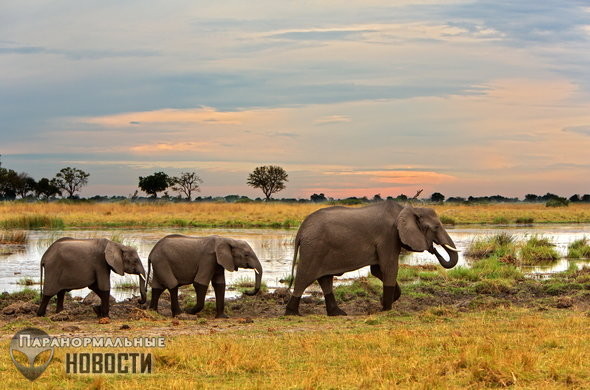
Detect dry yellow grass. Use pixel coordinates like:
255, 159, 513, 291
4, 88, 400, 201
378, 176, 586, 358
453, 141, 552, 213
1, 308, 588, 388
1, 201, 590, 229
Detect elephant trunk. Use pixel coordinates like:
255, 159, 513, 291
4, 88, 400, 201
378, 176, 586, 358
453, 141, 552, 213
137, 262, 147, 304
244, 259, 263, 296
431, 232, 459, 269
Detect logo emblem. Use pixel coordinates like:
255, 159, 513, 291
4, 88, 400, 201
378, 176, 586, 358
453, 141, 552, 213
10, 327, 54, 381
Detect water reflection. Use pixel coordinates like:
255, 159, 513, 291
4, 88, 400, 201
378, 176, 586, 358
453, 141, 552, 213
1, 225, 590, 301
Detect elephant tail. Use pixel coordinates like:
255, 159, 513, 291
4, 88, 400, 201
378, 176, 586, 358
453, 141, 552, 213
287, 234, 301, 291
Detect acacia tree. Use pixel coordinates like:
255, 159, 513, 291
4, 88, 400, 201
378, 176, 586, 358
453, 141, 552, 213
171, 171, 203, 200
35, 178, 61, 199
53, 167, 90, 198
247, 165, 288, 201
138, 172, 172, 198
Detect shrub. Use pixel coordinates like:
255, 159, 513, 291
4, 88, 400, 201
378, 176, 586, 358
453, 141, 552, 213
545, 198, 569, 207
520, 236, 560, 264
439, 215, 456, 225
567, 238, 590, 259
465, 233, 517, 259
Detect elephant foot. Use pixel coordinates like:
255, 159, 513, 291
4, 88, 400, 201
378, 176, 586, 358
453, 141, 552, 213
381, 284, 401, 311
187, 305, 203, 315
285, 296, 302, 316
324, 293, 347, 316
36, 310, 46, 317
215, 313, 229, 319
171, 308, 183, 317
327, 307, 347, 316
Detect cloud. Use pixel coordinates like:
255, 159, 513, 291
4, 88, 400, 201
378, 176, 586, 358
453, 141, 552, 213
0, 43, 159, 60
563, 125, 590, 136
325, 169, 457, 185
314, 115, 352, 125
130, 142, 213, 153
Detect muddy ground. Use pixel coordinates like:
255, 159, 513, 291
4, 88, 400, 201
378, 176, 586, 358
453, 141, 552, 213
1, 268, 589, 340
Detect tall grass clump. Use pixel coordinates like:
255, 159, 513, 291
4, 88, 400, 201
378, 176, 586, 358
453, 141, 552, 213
567, 237, 590, 259
520, 236, 560, 264
448, 257, 524, 281
0, 230, 28, 244
1, 215, 65, 229
232, 277, 268, 294
465, 233, 517, 260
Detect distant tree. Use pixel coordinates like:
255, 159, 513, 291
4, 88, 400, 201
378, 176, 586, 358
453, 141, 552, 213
310, 193, 327, 203
35, 178, 61, 199
582, 194, 590, 203
171, 171, 203, 200
446, 196, 466, 203
524, 194, 539, 202
53, 167, 90, 198
247, 165, 288, 201
396, 194, 408, 201
0, 165, 18, 200
430, 192, 445, 203
138, 172, 172, 198
14, 173, 37, 198
569, 194, 581, 202
373, 194, 383, 202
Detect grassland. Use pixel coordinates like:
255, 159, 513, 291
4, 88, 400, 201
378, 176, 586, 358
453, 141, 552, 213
0, 308, 589, 389
2, 201, 590, 229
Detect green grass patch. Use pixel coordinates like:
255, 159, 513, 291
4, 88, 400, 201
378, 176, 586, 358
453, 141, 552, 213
333, 276, 381, 302
232, 277, 268, 294
492, 216, 509, 224
449, 257, 524, 281
465, 233, 517, 259
515, 217, 534, 224
1, 215, 65, 229
439, 215, 456, 225
567, 237, 590, 259
520, 236, 560, 265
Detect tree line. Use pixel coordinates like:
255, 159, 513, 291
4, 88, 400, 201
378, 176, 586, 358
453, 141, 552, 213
1, 157, 588, 204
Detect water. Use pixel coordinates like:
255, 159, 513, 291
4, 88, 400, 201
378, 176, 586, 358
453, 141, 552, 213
1, 225, 590, 301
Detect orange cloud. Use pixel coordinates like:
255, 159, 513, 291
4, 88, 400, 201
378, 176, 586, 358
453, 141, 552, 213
130, 141, 213, 153
326, 170, 456, 185
82, 107, 251, 127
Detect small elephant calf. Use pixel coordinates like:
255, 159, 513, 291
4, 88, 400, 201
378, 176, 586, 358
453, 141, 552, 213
37, 238, 147, 318
147, 234, 263, 318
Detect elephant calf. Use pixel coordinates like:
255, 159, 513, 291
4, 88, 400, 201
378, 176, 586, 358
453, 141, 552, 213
37, 238, 147, 318
147, 234, 263, 318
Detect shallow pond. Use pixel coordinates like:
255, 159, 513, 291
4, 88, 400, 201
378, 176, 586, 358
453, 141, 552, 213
1, 225, 590, 301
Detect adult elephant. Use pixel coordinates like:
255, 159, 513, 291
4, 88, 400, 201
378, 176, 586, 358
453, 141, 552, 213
286, 200, 459, 316
37, 238, 147, 318
147, 235, 263, 318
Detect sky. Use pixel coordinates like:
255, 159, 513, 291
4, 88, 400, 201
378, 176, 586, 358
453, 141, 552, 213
1, 0, 590, 199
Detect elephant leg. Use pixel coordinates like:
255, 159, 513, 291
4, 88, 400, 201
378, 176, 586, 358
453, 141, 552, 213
169, 287, 182, 317
187, 283, 208, 315
88, 283, 103, 317
382, 283, 401, 311
318, 275, 346, 316
37, 295, 52, 316
212, 282, 228, 319
97, 290, 110, 318
149, 288, 164, 312
285, 276, 314, 316
370, 264, 383, 281
56, 290, 66, 313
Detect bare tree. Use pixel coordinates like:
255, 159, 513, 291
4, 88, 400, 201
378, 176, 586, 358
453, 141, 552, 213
171, 171, 203, 200
247, 165, 288, 201
53, 167, 90, 198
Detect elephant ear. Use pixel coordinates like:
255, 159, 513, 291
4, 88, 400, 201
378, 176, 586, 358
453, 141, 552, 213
397, 207, 429, 252
215, 239, 236, 272
105, 241, 125, 276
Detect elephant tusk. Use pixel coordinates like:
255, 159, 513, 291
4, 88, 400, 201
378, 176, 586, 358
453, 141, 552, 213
254, 268, 260, 275
443, 244, 460, 253
139, 274, 146, 281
